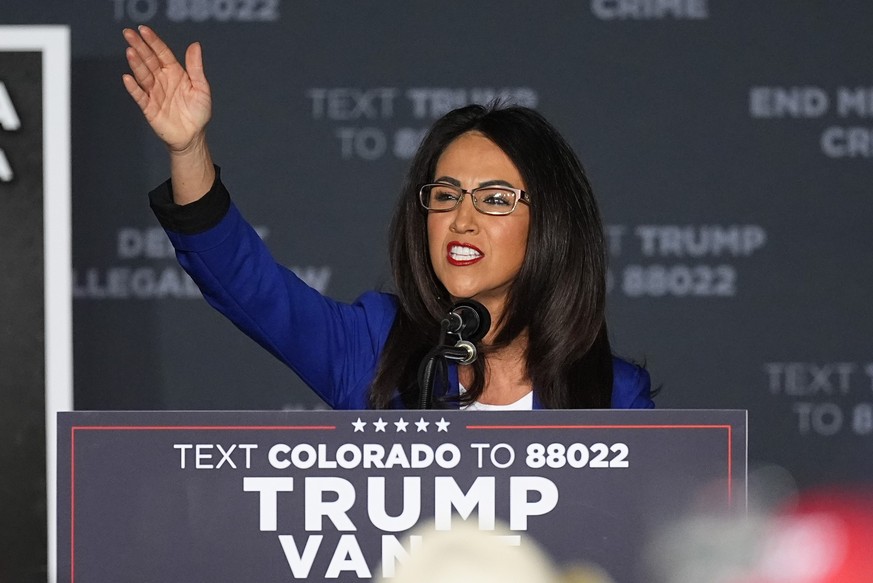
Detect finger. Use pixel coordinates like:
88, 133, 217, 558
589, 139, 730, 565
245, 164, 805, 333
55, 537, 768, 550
184, 42, 210, 93
121, 74, 150, 113
125, 46, 156, 92
138, 25, 180, 69
122, 27, 162, 78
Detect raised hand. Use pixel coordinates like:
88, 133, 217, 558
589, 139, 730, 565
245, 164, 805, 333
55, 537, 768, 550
122, 26, 211, 152
123, 26, 215, 204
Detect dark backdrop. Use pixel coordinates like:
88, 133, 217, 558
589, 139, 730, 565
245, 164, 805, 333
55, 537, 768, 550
1, 3, 872, 578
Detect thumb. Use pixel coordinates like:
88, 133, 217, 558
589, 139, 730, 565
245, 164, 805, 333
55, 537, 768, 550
185, 41, 209, 91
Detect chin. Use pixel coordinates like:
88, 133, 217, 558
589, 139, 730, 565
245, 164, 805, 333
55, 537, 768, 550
440, 282, 481, 302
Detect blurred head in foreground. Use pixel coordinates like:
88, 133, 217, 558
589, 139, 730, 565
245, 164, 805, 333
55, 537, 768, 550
647, 488, 873, 583
379, 521, 560, 583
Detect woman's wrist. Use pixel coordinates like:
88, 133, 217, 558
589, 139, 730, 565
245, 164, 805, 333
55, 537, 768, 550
169, 134, 215, 205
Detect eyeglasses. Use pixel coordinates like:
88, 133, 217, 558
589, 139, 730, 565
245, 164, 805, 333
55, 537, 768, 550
419, 183, 531, 216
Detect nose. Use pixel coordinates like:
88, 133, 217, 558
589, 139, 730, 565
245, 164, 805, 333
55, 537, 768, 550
450, 193, 479, 233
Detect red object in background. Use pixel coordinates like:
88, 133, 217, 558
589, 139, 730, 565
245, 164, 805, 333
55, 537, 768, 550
745, 490, 873, 583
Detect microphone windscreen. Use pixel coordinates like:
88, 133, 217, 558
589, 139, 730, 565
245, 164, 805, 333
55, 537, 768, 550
451, 299, 491, 343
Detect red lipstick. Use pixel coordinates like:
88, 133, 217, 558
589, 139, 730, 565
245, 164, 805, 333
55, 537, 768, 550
446, 241, 484, 266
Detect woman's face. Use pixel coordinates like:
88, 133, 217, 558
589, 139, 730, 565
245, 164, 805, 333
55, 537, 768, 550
427, 131, 531, 320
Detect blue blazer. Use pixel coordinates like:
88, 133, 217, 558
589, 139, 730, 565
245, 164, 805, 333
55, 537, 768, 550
153, 179, 654, 410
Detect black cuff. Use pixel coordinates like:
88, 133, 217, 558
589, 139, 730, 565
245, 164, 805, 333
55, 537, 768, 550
148, 165, 231, 234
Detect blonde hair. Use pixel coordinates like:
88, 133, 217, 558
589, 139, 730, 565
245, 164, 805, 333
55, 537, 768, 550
379, 520, 559, 583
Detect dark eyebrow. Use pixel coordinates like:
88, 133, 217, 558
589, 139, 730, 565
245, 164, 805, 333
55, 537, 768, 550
478, 179, 516, 188
433, 176, 517, 189
433, 176, 461, 186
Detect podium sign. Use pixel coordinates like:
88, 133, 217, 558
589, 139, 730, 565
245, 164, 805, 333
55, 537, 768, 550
58, 410, 745, 583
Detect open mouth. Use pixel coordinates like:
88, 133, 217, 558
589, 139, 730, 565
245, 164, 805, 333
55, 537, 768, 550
447, 242, 484, 266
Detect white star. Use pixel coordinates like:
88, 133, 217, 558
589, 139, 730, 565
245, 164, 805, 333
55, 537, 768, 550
435, 417, 450, 432
415, 417, 430, 432
352, 418, 367, 432
394, 418, 409, 432
373, 418, 388, 432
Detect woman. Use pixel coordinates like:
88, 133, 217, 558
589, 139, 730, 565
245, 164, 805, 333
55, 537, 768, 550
123, 26, 653, 410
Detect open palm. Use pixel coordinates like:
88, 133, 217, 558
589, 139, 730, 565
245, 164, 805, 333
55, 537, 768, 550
122, 26, 211, 153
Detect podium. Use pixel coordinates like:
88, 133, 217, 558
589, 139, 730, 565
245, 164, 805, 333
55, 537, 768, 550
58, 409, 745, 583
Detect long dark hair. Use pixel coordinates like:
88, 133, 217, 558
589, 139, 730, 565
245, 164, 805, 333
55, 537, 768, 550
369, 103, 613, 409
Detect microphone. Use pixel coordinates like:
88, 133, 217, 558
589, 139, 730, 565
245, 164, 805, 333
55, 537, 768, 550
442, 299, 491, 343
419, 300, 492, 408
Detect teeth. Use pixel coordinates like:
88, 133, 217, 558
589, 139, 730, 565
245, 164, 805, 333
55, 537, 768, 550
449, 245, 482, 259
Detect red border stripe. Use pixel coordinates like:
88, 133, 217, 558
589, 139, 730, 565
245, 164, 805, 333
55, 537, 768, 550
70, 427, 75, 583
73, 425, 336, 431
69, 422, 736, 581
465, 424, 732, 429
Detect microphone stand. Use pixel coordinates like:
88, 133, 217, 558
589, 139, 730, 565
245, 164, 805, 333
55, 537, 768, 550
417, 320, 479, 409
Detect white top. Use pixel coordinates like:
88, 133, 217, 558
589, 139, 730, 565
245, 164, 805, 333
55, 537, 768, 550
460, 384, 534, 411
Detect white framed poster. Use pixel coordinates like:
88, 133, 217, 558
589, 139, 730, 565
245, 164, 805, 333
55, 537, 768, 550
0, 25, 71, 583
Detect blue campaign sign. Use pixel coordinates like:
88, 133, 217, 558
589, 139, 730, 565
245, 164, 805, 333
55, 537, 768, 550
58, 409, 745, 583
